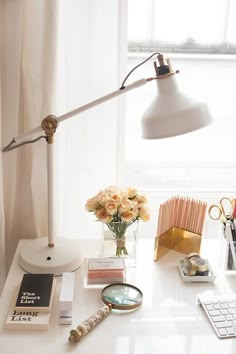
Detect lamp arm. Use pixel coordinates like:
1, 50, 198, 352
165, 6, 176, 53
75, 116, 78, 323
4, 49, 171, 149
56, 78, 150, 126
3, 77, 152, 149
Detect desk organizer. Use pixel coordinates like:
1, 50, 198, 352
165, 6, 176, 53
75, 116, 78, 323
224, 239, 236, 273
178, 258, 216, 282
154, 227, 202, 261
153, 196, 207, 261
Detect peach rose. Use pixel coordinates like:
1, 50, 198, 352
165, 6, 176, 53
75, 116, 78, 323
109, 192, 122, 204
96, 191, 109, 206
131, 207, 139, 219
136, 193, 148, 205
95, 208, 113, 223
121, 211, 135, 222
139, 206, 150, 222
118, 200, 131, 213
105, 201, 118, 215
120, 189, 129, 199
105, 185, 120, 195
85, 196, 100, 211
130, 198, 139, 208
127, 187, 138, 199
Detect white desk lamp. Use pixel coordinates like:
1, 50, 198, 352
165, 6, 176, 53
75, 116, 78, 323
3, 53, 213, 275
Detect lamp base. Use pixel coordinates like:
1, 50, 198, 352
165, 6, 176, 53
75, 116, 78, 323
18, 237, 83, 276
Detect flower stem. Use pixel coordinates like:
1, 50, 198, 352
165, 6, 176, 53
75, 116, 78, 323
115, 237, 128, 256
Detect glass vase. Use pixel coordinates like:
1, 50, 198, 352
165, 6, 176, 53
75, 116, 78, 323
101, 221, 138, 267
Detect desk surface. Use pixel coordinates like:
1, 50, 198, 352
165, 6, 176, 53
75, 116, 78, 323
1, 238, 236, 354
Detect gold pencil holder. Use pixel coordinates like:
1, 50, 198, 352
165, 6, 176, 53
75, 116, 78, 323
153, 227, 202, 261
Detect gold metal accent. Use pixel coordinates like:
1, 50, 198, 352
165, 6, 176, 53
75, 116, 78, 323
153, 227, 202, 261
41, 115, 58, 144
146, 72, 177, 82
152, 54, 179, 79
69, 328, 83, 343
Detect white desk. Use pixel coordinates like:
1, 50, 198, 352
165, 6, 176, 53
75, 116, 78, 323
1, 238, 236, 354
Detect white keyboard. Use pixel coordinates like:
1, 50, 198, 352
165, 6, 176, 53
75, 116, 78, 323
198, 294, 236, 338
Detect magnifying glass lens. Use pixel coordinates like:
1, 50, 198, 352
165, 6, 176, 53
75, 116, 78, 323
102, 283, 143, 310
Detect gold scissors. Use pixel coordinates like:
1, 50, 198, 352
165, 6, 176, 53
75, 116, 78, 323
208, 197, 234, 224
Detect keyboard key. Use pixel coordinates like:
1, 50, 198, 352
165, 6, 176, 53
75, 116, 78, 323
217, 328, 227, 336
203, 300, 212, 305
226, 314, 233, 321
211, 315, 226, 322
205, 304, 214, 311
221, 303, 229, 309
220, 309, 228, 315
228, 308, 236, 314
219, 299, 227, 303
208, 310, 220, 316
215, 321, 232, 329
213, 304, 221, 310
229, 302, 236, 308
226, 327, 236, 335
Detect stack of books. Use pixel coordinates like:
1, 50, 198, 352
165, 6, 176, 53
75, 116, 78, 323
87, 258, 124, 285
5, 273, 56, 331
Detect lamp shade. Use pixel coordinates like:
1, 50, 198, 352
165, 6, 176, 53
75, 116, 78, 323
142, 74, 213, 139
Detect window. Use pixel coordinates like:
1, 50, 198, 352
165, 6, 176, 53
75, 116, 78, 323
128, 0, 236, 54
125, 0, 236, 193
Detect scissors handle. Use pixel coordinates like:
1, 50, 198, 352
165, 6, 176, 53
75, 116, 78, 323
232, 199, 236, 219
220, 197, 234, 219
208, 204, 223, 222
208, 198, 234, 223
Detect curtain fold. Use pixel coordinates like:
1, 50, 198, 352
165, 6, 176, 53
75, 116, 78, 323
0, 0, 127, 290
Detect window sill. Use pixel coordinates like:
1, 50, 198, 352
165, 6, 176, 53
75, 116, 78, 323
128, 52, 236, 62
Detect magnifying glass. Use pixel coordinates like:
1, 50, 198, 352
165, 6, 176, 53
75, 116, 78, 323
68, 283, 143, 343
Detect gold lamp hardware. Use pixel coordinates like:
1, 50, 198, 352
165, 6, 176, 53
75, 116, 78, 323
41, 115, 58, 144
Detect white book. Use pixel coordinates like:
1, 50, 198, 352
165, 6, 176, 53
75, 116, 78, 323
59, 272, 75, 325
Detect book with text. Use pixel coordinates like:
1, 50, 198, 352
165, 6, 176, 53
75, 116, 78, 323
15, 273, 56, 313
5, 289, 51, 330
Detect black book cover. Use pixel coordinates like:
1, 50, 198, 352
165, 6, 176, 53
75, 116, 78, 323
15, 273, 55, 312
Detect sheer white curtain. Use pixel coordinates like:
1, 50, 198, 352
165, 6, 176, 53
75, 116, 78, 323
1, 0, 59, 286
0, 0, 127, 290
54, 0, 127, 240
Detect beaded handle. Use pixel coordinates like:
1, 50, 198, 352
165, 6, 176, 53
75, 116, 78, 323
68, 304, 112, 343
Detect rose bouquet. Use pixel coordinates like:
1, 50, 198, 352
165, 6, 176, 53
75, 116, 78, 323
85, 185, 150, 256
